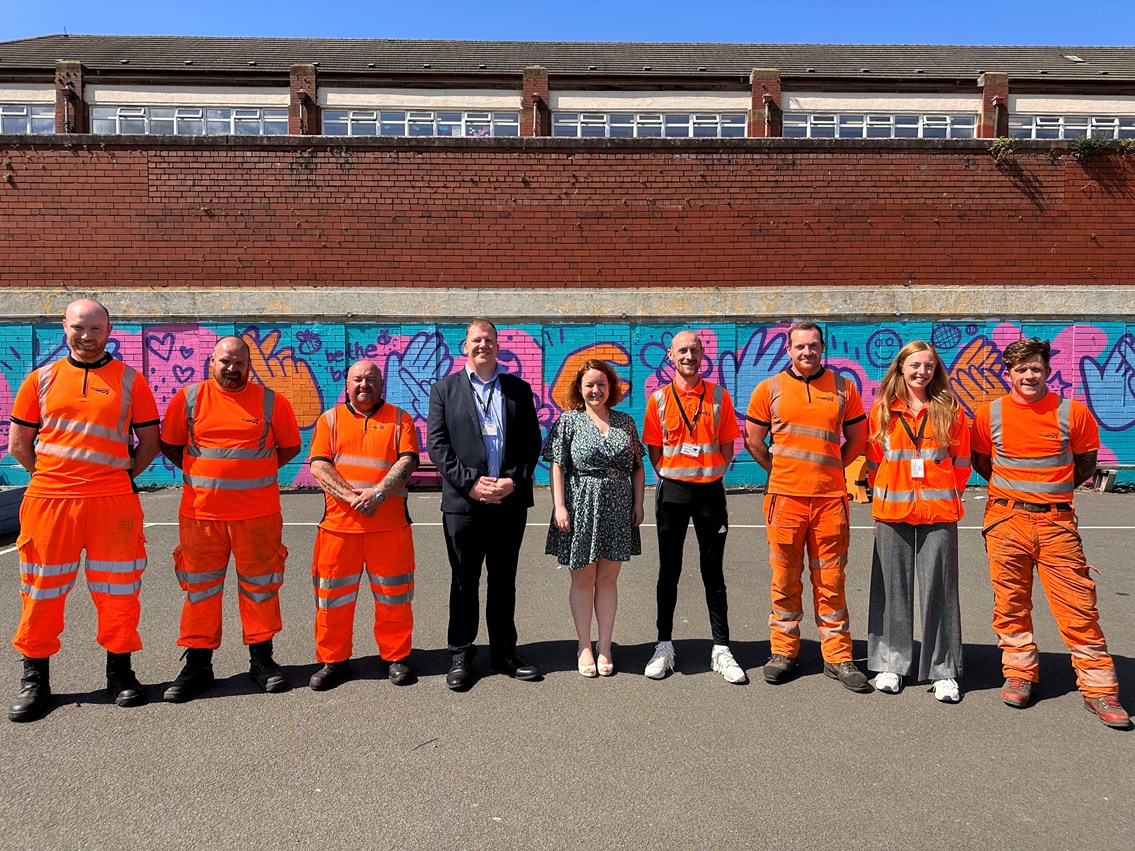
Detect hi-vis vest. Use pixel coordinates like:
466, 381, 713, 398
649, 381, 729, 483
988, 396, 1075, 504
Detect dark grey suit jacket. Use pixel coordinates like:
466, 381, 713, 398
426, 369, 542, 514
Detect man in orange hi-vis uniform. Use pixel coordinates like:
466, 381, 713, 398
641, 329, 747, 685
972, 337, 1129, 729
307, 360, 419, 691
7, 298, 161, 723
159, 335, 302, 702
744, 321, 871, 693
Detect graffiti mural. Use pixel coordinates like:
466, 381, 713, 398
1, 320, 1132, 486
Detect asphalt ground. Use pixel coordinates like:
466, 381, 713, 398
0, 487, 1131, 851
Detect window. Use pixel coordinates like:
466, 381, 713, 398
782, 113, 976, 139
551, 112, 747, 139
321, 109, 520, 137
90, 106, 288, 135
1009, 115, 1135, 140
0, 104, 54, 134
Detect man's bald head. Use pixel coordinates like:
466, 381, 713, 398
62, 298, 113, 363
346, 359, 384, 413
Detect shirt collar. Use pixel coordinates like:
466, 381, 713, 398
465, 364, 505, 385
345, 398, 384, 417
783, 364, 826, 383
67, 352, 114, 369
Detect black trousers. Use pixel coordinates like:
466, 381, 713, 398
443, 504, 528, 658
655, 478, 730, 645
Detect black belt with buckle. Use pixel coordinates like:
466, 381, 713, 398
992, 498, 1073, 513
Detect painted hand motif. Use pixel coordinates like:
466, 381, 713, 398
948, 336, 1009, 419
384, 331, 453, 420
548, 343, 630, 412
1081, 332, 1135, 431
241, 327, 323, 429
718, 328, 790, 396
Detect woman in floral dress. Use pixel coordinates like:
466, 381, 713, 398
544, 359, 645, 677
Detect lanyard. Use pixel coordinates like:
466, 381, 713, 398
469, 375, 498, 419
670, 380, 705, 438
898, 410, 929, 449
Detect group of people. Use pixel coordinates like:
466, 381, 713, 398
6, 302, 1129, 731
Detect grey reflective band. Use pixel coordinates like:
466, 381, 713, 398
185, 380, 276, 456
659, 442, 719, 457
367, 571, 415, 587
40, 416, 128, 444
187, 584, 225, 603
37, 362, 135, 442
313, 574, 360, 590
186, 446, 276, 460
995, 452, 1074, 469
176, 567, 228, 584
880, 436, 950, 462
658, 462, 729, 480
990, 475, 1071, 495
21, 561, 80, 578
769, 445, 843, 468
372, 588, 414, 605
87, 557, 145, 574
87, 579, 142, 596
989, 396, 1071, 457
36, 442, 133, 469
316, 591, 359, 609
776, 422, 840, 444
238, 571, 284, 587
335, 454, 395, 470
238, 587, 278, 603
952, 455, 972, 468
182, 473, 279, 490
651, 383, 722, 442
20, 578, 77, 600
873, 487, 959, 503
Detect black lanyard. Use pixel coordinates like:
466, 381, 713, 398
898, 410, 929, 449
469, 375, 498, 418
671, 381, 706, 438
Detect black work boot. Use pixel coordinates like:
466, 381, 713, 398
106, 651, 145, 708
248, 640, 289, 693
9, 656, 51, 723
163, 648, 215, 703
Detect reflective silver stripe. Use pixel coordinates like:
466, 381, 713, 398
260, 390, 275, 450
770, 445, 843, 468
21, 561, 80, 578
873, 487, 959, 503
186, 380, 276, 454
176, 567, 227, 584
87, 557, 145, 574
659, 462, 729, 480
651, 383, 723, 442
117, 365, 137, 437
87, 579, 142, 596
238, 587, 277, 603
989, 396, 1071, 457
36, 362, 135, 441
40, 416, 127, 443
373, 588, 414, 605
990, 475, 1071, 495
659, 443, 718, 456
36, 442, 132, 469
880, 435, 950, 462
186, 446, 276, 460
864, 459, 878, 471
182, 473, 279, 490
366, 570, 415, 587
238, 571, 284, 588
20, 578, 78, 600
188, 583, 225, 603
316, 591, 358, 609
995, 452, 1073, 469
775, 422, 840, 443
313, 574, 360, 590
952, 455, 972, 469
335, 454, 395, 470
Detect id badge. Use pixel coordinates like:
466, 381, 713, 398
910, 458, 925, 479
482, 422, 499, 437
680, 443, 700, 458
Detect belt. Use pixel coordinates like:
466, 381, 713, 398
992, 498, 1073, 513
577, 469, 626, 479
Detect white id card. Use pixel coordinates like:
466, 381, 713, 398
910, 458, 925, 478
680, 443, 700, 458
482, 422, 499, 437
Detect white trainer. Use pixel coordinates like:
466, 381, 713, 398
644, 642, 676, 679
711, 645, 748, 684
933, 678, 961, 703
875, 672, 902, 694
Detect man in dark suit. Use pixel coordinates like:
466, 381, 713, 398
427, 318, 543, 690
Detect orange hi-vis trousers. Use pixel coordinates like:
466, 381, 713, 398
764, 494, 854, 662
982, 500, 1118, 698
311, 525, 415, 664
13, 494, 146, 658
173, 514, 287, 649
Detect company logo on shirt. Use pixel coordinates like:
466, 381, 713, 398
1038, 431, 1060, 439
91, 387, 110, 395
242, 417, 262, 425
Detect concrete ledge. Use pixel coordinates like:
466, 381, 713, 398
1, 285, 1132, 323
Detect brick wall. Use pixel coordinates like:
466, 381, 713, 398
1, 136, 1133, 289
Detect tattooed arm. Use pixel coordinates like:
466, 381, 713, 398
310, 458, 377, 517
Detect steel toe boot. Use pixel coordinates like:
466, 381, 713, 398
9, 656, 51, 723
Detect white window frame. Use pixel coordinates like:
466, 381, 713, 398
550, 112, 746, 139
1009, 114, 1135, 140
783, 113, 976, 139
0, 103, 54, 134
90, 105, 288, 135
321, 109, 520, 138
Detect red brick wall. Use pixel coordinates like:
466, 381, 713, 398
1, 136, 1132, 288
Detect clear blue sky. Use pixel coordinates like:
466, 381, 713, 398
4, 1, 1135, 45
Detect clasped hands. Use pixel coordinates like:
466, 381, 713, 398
471, 476, 515, 505
349, 486, 384, 517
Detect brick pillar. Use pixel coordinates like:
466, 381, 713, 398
290, 64, 320, 135
521, 66, 550, 137
54, 60, 87, 134
978, 72, 1009, 138
750, 69, 782, 138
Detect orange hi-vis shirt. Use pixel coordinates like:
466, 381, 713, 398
746, 366, 866, 497
971, 392, 1098, 505
308, 401, 419, 534
642, 378, 740, 483
10, 355, 160, 499
161, 380, 301, 520
865, 401, 971, 524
